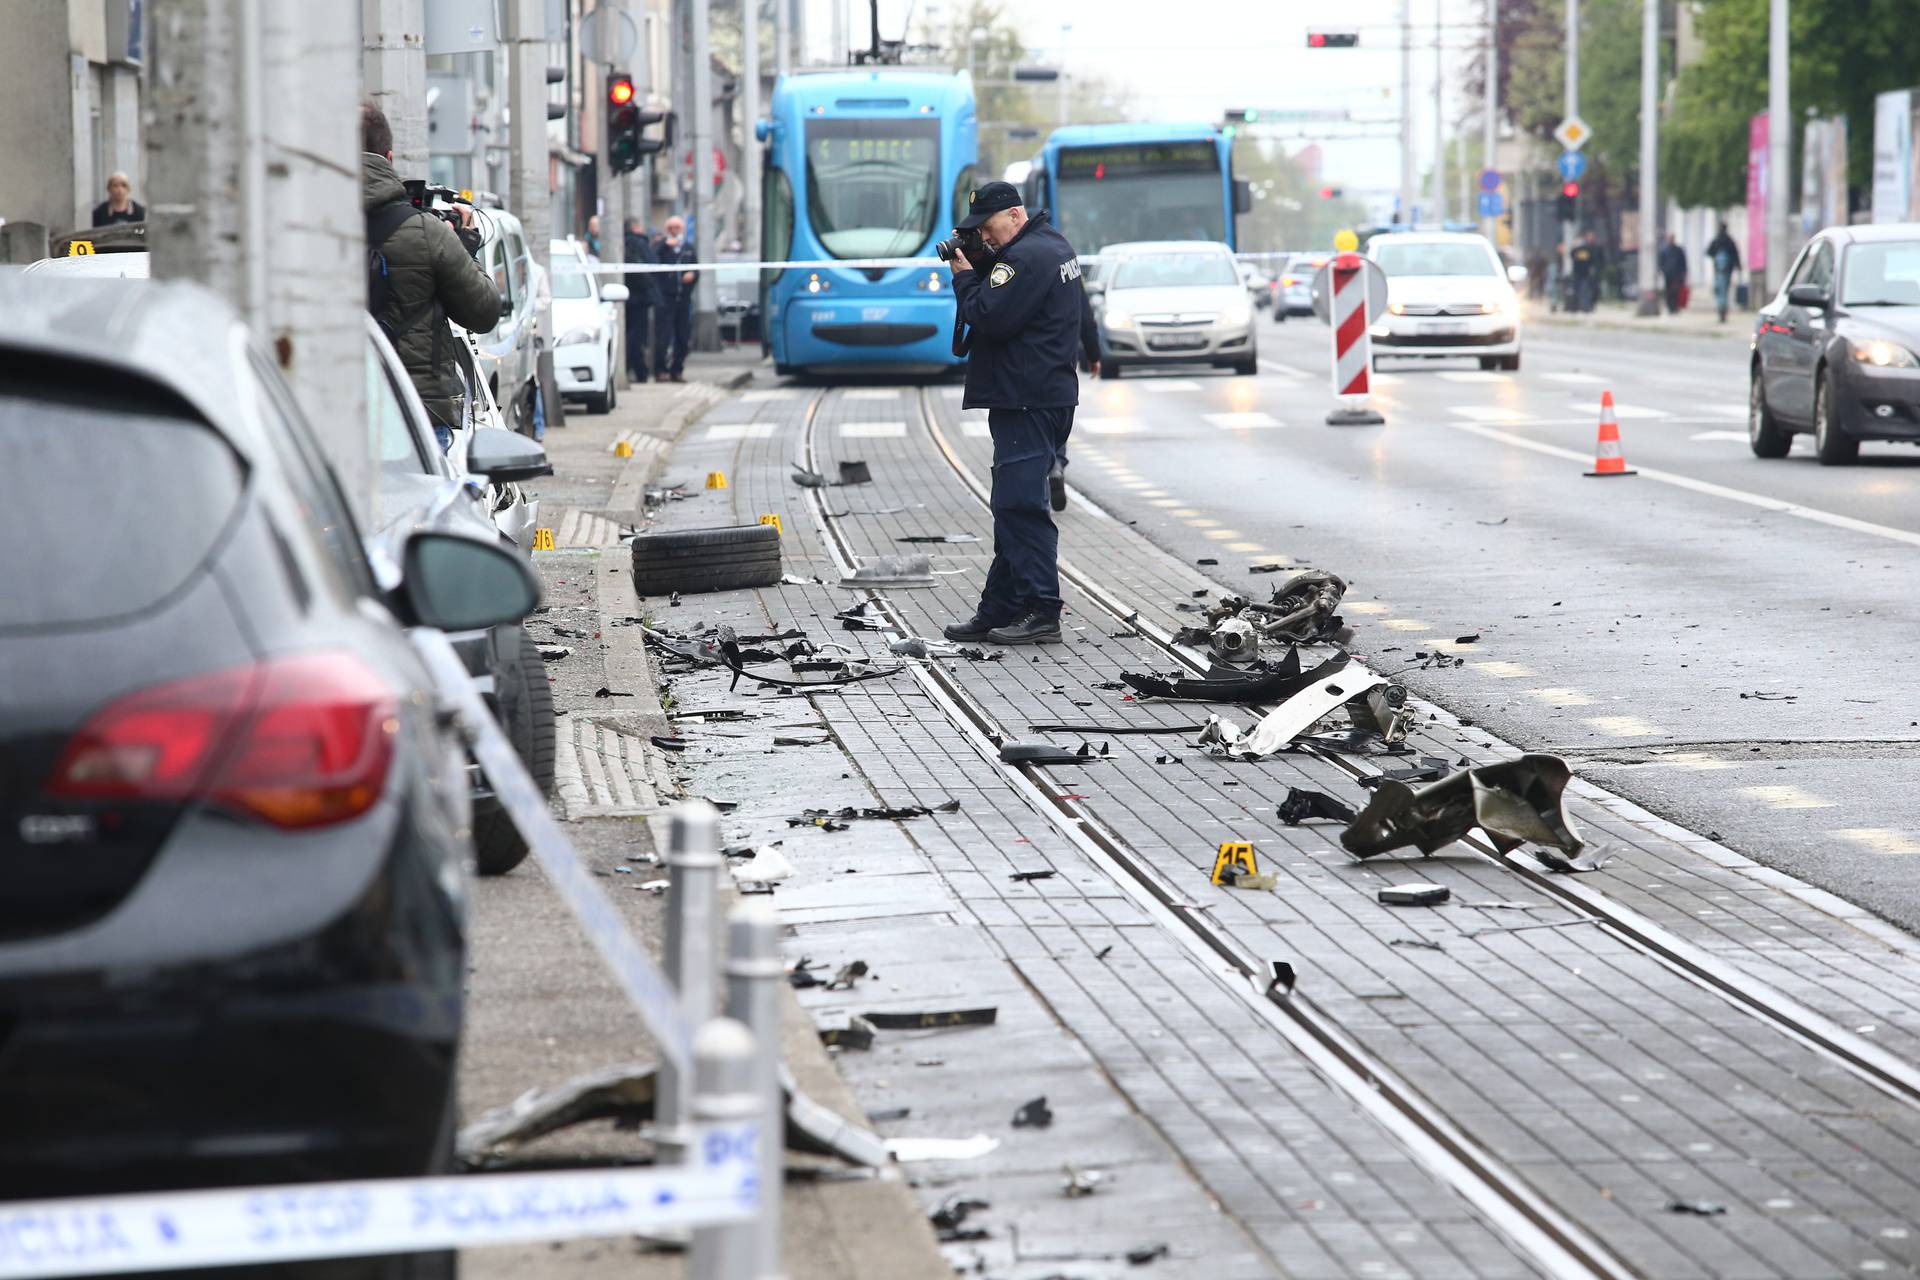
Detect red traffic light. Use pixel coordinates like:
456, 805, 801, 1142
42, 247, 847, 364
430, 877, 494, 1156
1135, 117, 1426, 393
1319, 186, 1334, 199
1308, 32, 1326, 47
609, 76, 635, 106
1562, 180, 1579, 198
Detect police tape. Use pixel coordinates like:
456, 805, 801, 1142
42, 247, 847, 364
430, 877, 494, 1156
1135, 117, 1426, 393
589, 249, 1300, 274
0, 1121, 759, 1278
411, 628, 695, 1071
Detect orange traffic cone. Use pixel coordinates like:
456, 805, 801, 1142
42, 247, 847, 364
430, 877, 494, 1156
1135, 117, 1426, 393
1584, 391, 1637, 478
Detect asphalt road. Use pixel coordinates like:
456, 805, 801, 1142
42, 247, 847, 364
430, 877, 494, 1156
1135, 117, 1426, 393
1044, 312, 1920, 933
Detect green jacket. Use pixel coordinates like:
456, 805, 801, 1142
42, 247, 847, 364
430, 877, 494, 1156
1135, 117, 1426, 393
361, 153, 503, 427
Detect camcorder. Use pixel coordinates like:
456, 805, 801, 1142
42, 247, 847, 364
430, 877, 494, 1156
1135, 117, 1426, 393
935, 227, 988, 265
403, 179, 484, 256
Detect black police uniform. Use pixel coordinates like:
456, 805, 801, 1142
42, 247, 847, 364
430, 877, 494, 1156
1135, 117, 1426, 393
623, 228, 661, 380
653, 235, 698, 379
950, 185, 1086, 637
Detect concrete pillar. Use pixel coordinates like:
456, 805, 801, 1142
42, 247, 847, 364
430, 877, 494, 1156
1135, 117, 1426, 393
1766, 0, 1790, 294
690, 0, 719, 351
1635, 0, 1660, 315
147, 0, 250, 308
362, 0, 428, 180
742, 0, 760, 264
0, 3, 76, 236
507, 0, 552, 321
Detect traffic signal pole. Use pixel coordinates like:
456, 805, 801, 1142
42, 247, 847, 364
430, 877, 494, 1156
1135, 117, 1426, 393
1561, 0, 1579, 269
1634, 0, 1660, 316
508, 0, 553, 346
1399, 0, 1415, 221
691, 0, 721, 351
1766, 0, 1790, 295
1482, 0, 1498, 242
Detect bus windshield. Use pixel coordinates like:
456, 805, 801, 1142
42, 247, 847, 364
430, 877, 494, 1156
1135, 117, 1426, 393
1053, 141, 1225, 248
804, 118, 941, 259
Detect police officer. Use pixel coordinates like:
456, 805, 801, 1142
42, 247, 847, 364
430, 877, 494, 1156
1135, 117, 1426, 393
941, 181, 1089, 646
652, 216, 698, 382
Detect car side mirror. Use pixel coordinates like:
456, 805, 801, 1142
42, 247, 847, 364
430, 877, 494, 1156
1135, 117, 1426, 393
1507, 264, 1530, 285
466, 426, 553, 484
601, 283, 630, 303
399, 530, 542, 631
1787, 283, 1831, 310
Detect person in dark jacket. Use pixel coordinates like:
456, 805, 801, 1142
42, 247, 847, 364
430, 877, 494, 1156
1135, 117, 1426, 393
1568, 231, 1601, 313
91, 172, 144, 226
1658, 233, 1688, 315
622, 218, 660, 382
652, 216, 697, 381
941, 181, 1087, 646
361, 102, 504, 449
1707, 223, 1742, 322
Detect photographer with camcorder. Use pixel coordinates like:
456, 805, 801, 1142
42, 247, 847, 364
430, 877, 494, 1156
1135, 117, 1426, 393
360, 101, 504, 450
939, 181, 1092, 647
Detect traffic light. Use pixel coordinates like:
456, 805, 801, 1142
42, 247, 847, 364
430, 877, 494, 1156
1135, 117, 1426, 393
607, 71, 667, 174
1318, 186, 1343, 199
1307, 31, 1360, 47
1557, 179, 1579, 221
1225, 108, 1259, 124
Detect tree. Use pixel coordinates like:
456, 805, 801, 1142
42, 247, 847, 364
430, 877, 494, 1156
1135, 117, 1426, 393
1233, 141, 1369, 252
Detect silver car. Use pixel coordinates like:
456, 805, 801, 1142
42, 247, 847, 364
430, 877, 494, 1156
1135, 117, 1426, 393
1090, 241, 1258, 378
470, 205, 542, 435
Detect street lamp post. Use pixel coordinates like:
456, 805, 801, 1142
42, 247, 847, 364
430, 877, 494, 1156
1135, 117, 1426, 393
1635, 0, 1659, 316
1767, 0, 1790, 295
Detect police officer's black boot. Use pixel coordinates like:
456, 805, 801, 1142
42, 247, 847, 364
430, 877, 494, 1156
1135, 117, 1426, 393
986, 611, 1062, 645
942, 614, 1004, 642
1048, 459, 1068, 512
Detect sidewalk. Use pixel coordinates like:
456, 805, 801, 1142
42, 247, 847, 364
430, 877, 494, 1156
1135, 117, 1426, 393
1525, 298, 1757, 340
457, 349, 949, 1280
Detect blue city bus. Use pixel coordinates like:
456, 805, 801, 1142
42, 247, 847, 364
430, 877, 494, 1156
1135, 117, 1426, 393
758, 68, 977, 376
1022, 123, 1250, 254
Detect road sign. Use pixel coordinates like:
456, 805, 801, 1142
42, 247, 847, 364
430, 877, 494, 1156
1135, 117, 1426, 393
1478, 168, 1501, 193
1553, 116, 1592, 151
1311, 256, 1388, 325
1557, 150, 1588, 182
1478, 191, 1505, 218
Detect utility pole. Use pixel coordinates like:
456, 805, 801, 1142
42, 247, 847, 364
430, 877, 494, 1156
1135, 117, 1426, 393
1767, 0, 1790, 294
1399, 0, 1415, 223
362, 0, 427, 179
1431, 0, 1445, 224
1561, 0, 1579, 267
830, 0, 845, 65
691, 0, 720, 350
743, 0, 761, 260
1058, 24, 1071, 128
1635, 0, 1660, 315
507, 0, 552, 337
150, 0, 371, 520
775, 0, 792, 78
1482, 0, 1499, 241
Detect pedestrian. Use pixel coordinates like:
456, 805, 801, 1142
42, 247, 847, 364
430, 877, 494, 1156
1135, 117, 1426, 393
652, 215, 697, 382
622, 216, 659, 382
939, 181, 1089, 647
1707, 222, 1742, 323
1658, 232, 1688, 315
1569, 230, 1601, 313
585, 213, 602, 259
91, 171, 144, 226
360, 101, 504, 451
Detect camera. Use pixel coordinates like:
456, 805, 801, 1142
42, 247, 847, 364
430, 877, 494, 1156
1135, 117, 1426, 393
935, 227, 987, 264
403, 179, 485, 256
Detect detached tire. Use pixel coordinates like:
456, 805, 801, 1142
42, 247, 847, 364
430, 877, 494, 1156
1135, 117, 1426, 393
473, 625, 556, 876
632, 523, 782, 596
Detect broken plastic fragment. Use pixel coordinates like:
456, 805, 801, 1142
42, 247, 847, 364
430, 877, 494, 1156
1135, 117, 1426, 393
1127, 1243, 1171, 1265
1341, 754, 1583, 859
730, 845, 795, 886
1011, 1096, 1054, 1128
817, 1014, 877, 1051
999, 741, 1110, 764
1278, 788, 1359, 825
1063, 1164, 1108, 1197
1535, 846, 1615, 874
826, 960, 870, 990
842, 554, 935, 586
886, 1133, 1001, 1162
1665, 1199, 1727, 1216
838, 459, 872, 485
862, 1007, 998, 1030
1378, 882, 1450, 906
790, 466, 830, 487
896, 532, 980, 544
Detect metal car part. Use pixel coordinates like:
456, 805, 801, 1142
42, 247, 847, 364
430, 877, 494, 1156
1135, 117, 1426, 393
1341, 754, 1584, 859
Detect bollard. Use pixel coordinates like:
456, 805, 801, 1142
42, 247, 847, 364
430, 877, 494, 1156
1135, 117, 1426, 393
689, 1016, 764, 1280
725, 900, 786, 1278
659, 800, 724, 1163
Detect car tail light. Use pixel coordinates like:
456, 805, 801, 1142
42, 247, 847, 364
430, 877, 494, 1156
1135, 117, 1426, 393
47, 652, 398, 829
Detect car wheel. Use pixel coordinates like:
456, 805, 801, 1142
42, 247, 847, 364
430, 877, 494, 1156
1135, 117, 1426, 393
1233, 357, 1257, 376
1478, 356, 1499, 371
473, 625, 556, 876
1812, 370, 1858, 465
1748, 365, 1791, 458
632, 523, 784, 596
1099, 360, 1121, 380
1273, 309, 1287, 324
1501, 353, 1521, 372
584, 385, 612, 414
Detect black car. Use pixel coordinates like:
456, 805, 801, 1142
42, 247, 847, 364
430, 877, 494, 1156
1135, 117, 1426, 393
0, 277, 538, 1270
1750, 223, 1920, 464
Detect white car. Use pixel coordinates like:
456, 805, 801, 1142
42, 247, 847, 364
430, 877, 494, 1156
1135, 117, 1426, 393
1091, 240, 1258, 378
549, 237, 628, 414
1366, 232, 1523, 371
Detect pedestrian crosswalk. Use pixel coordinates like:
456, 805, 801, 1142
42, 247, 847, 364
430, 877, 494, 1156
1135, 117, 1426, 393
708, 422, 779, 439
843, 388, 902, 401
1437, 370, 1508, 384
1077, 417, 1145, 433
839, 420, 908, 437
1202, 411, 1284, 429
1541, 371, 1606, 385
1449, 406, 1532, 422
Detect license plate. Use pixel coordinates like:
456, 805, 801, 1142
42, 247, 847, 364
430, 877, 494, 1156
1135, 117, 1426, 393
1417, 321, 1467, 336
1149, 334, 1206, 351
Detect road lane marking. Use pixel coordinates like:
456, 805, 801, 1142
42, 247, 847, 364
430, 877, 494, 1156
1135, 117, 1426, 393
1078, 417, 1145, 433
1446, 422, 1920, 550
1585, 714, 1665, 737
1204, 411, 1284, 429
1259, 359, 1311, 378
843, 388, 900, 401
1690, 430, 1749, 443
1121, 481, 1155, 490
839, 420, 907, 437
1470, 661, 1537, 678
1382, 618, 1431, 631
1439, 370, 1508, 383
1149, 498, 1182, 507
1739, 785, 1836, 810
1833, 828, 1920, 855
741, 388, 800, 401
1186, 518, 1221, 528
1529, 688, 1594, 707
1647, 752, 1738, 771
1168, 507, 1199, 517
1141, 379, 1203, 392
1450, 406, 1532, 422
1134, 488, 1166, 497
1701, 402, 1751, 418
1606, 403, 1671, 420
1226, 541, 1264, 552
1542, 372, 1605, 385
1202, 529, 1240, 540
707, 423, 777, 439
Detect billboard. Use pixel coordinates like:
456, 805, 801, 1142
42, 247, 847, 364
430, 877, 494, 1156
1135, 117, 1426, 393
1800, 116, 1848, 236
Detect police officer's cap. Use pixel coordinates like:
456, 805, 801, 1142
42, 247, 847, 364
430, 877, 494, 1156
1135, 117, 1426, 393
957, 181, 1022, 229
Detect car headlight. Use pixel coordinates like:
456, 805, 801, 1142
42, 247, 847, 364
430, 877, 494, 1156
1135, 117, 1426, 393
1388, 302, 1408, 316
1222, 304, 1253, 327
559, 326, 599, 347
1104, 310, 1135, 330
1854, 339, 1919, 368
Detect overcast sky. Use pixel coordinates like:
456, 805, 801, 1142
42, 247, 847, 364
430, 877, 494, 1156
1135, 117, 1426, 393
801, 0, 1492, 197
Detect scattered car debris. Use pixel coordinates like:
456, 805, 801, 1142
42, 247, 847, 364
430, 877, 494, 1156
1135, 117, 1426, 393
1025, 720, 1206, 734
1094, 944, 1114, 960
790, 800, 961, 828
593, 687, 635, 698
836, 601, 888, 630
537, 644, 571, 661
773, 733, 830, 747
730, 845, 795, 887
1278, 788, 1359, 825
1191, 660, 1391, 760
826, 961, 870, 990
1536, 846, 1617, 874
1379, 882, 1451, 906
1208, 616, 1259, 665
1127, 1243, 1171, 1266
1063, 1164, 1108, 1197
779, 571, 825, 586
1267, 961, 1297, 996
456, 1062, 658, 1163
896, 533, 980, 544
1665, 1199, 1727, 1216
1342, 754, 1583, 859
1124, 646, 1326, 704
1196, 557, 1218, 566
862, 1007, 999, 1030
651, 735, 690, 751
790, 466, 831, 487
838, 460, 872, 485
1357, 756, 1451, 788
1248, 562, 1287, 574
999, 741, 1111, 764
1388, 937, 1445, 951
1454, 633, 1480, 645
931, 1196, 991, 1242
1010, 869, 1058, 882
886, 1134, 1000, 1162
865, 1106, 911, 1123
1464, 915, 1602, 938
843, 554, 935, 586
1012, 1097, 1055, 1129
1740, 690, 1797, 701
817, 1014, 877, 1051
